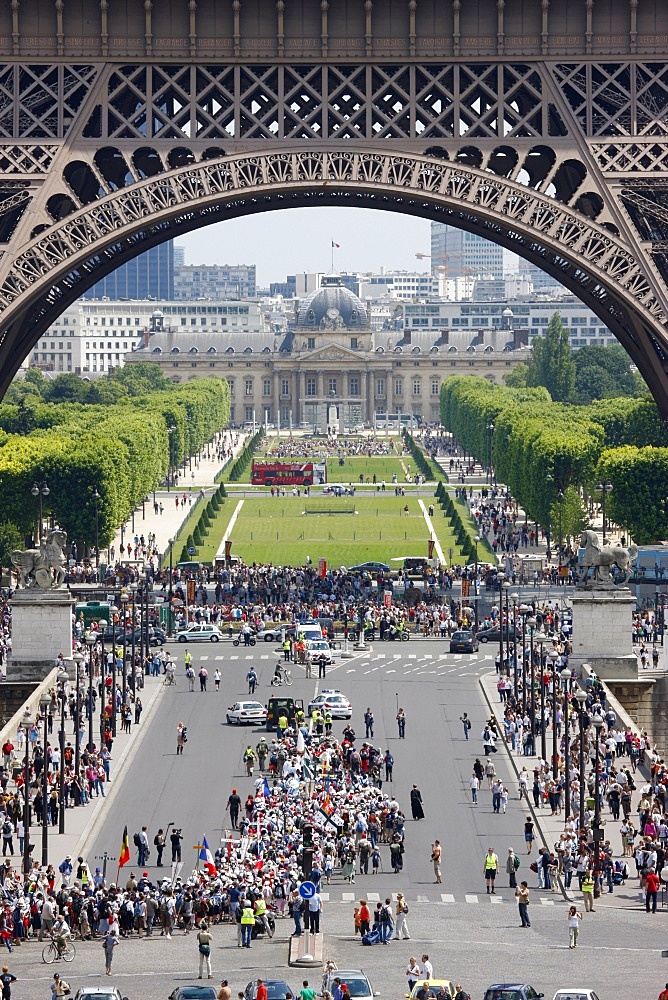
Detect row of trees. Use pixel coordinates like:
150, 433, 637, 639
440, 376, 668, 543
0, 365, 230, 554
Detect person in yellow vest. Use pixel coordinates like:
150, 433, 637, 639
254, 895, 273, 937
184, 650, 193, 671
240, 900, 255, 948
484, 846, 499, 894
295, 708, 305, 728
581, 869, 595, 912
277, 712, 289, 739
283, 638, 291, 662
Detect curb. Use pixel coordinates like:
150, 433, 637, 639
74, 675, 167, 861
477, 671, 573, 904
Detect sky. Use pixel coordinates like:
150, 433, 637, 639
175, 207, 436, 286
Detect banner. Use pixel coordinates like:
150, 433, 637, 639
318, 557, 327, 578
383, 590, 392, 608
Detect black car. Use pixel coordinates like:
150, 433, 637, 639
475, 625, 521, 643
244, 980, 294, 1000
168, 989, 217, 1000
449, 630, 479, 653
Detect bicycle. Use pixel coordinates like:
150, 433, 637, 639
163, 671, 176, 686
42, 937, 76, 964
271, 666, 293, 687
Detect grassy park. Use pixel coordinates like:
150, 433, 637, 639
217, 493, 466, 566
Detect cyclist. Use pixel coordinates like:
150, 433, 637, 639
272, 661, 284, 686
165, 662, 176, 685
51, 915, 71, 957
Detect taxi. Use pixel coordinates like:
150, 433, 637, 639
404, 980, 456, 1000
307, 689, 352, 719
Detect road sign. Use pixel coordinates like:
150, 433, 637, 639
188, 546, 195, 555
299, 881, 316, 899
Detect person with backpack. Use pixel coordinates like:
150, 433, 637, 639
384, 751, 394, 782
459, 713, 471, 740
506, 848, 520, 888
378, 899, 393, 944
393, 892, 410, 940
199, 667, 208, 692
0, 822, 12, 858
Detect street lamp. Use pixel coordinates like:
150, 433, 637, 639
19, 709, 32, 874
527, 616, 537, 750
167, 425, 177, 492
130, 583, 138, 695
167, 538, 175, 637
72, 651, 84, 781
510, 592, 519, 698
38, 691, 50, 867
31, 481, 49, 543
551, 664, 559, 780
487, 423, 495, 485
497, 572, 505, 675
594, 479, 613, 543
85, 634, 96, 750
503, 581, 511, 676
519, 605, 531, 714
120, 592, 128, 712
92, 489, 100, 568
108, 605, 119, 737
535, 631, 548, 761
561, 667, 572, 818
58, 670, 69, 835
575, 685, 588, 828
473, 535, 480, 630
592, 714, 605, 898
97, 621, 108, 749
557, 489, 564, 558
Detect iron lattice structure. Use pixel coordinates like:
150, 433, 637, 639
2, 1, 668, 410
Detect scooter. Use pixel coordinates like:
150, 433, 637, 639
233, 633, 256, 646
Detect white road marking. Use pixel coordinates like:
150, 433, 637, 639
440, 893, 456, 903
386, 669, 396, 674
540, 897, 555, 905
366, 892, 380, 902
319, 893, 330, 901
260, 655, 269, 659
200, 655, 209, 660
416, 894, 429, 903
230, 656, 238, 660
490, 894, 504, 904
342, 892, 355, 901
465, 894, 479, 904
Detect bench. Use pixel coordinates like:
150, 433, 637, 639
303, 507, 356, 515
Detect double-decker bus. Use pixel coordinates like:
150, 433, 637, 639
251, 460, 326, 486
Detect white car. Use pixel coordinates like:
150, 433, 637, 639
553, 992, 601, 1000
307, 690, 352, 719
305, 640, 333, 665
226, 701, 268, 726
177, 623, 223, 643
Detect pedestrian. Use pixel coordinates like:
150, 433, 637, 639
300, 983, 316, 1000
214, 669, 221, 691
396, 708, 406, 739
646, 866, 660, 913
406, 957, 421, 993
384, 750, 394, 782
506, 848, 519, 889
410, 785, 424, 820
218, 982, 231, 1000
102, 928, 118, 974
240, 900, 254, 948
524, 817, 534, 855
227, 789, 241, 830
470, 773, 479, 804
307, 890, 322, 933
0, 966, 16, 1000
459, 713, 471, 740
50, 974, 70, 999
256, 980, 268, 1000
199, 667, 208, 691
421, 955, 433, 980
364, 709, 374, 739
197, 921, 213, 979
581, 869, 595, 912
659, 984, 668, 1000
394, 892, 410, 939
567, 906, 583, 948
431, 841, 442, 884
134, 697, 143, 725
154, 828, 165, 866
483, 847, 499, 894
247, 668, 257, 694
515, 880, 531, 927
177, 723, 187, 755
378, 898, 394, 944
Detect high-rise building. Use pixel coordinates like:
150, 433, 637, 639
174, 245, 186, 267
83, 240, 175, 300
173, 263, 256, 300
430, 223, 503, 280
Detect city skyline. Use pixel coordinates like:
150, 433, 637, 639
174, 207, 520, 286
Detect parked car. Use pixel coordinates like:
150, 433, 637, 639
552, 992, 600, 1000
404, 981, 456, 999
168, 988, 218, 1000
483, 987, 544, 1000
449, 630, 480, 653
74, 989, 128, 1000
347, 561, 390, 574
176, 624, 223, 643
321, 970, 378, 1000
244, 981, 294, 1000
226, 701, 268, 726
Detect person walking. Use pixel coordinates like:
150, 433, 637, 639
394, 892, 410, 940
196, 921, 213, 978
483, 847, 499, 894
227, 789, 241, 830
506, 848, 519, 889
176, 723, 187, 755
431, 841, 442, 884
406, 958, 421, 994
459, 713, 471, 740
240, 900, 254, 949
567, 906, 583, 948
102, 928, 118, 975
0, 966, 16, 1000
364, 709, 374, 739
646, 867, 660, 913
246, 668, 258, 694
470, 772, 479, 804
515, 881, 531, 928
384, 751, 394, 782
307, 889, 322, 934
396, 708, 406, 739
199, 667, 208, 692
410, 785, 424, 820
214, 669, 221, 691
524, 817, 534, 855
50, 974, 70, 999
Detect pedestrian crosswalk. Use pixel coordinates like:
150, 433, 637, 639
301, 889, 560, 905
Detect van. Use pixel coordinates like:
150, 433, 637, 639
176, 561, 202, 574
265, 697, 304, 731
403, 556, 430, 576
294, 623, 322, 642
74, 600, 112, 628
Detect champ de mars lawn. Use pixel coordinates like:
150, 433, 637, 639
214, 494, 466, 567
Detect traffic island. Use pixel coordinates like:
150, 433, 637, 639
288, 929, 324, 968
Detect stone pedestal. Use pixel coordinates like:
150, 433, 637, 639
570, 587, 637, 680
9, 588, 74, 682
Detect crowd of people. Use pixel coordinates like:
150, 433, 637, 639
269, 438, 395, 460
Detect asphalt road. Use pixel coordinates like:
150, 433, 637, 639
15, 639, 668, 1000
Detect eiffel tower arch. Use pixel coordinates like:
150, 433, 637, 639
2, 1, 668, 412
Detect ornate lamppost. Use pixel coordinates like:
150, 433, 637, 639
38, 692, 50, 867
72, 651, 84, 780
19, 709, 32, 875
575, 685, 588, 827
58, 670, 69, 835
535, 630, 548, 761
561, 667, 572, 819
31, 481, 49, 543
85, 634, 96, 750
592, 714, 605, 898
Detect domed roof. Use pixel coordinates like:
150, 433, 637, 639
296, 275, 368, 330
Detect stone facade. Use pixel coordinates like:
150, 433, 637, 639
10, 589, 74, 682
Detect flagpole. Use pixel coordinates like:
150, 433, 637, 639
331, 241, 334, 272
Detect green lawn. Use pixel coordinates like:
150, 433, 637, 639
215, 494, 466, 566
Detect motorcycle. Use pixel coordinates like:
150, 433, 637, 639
233, 633, 256, 647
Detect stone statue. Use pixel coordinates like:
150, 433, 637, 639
319, 307, 344, 330
11, 528, 68, 588
577, 528, 638, 587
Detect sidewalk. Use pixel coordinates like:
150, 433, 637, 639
479, 670, 647, 911
109, 431, 249, 562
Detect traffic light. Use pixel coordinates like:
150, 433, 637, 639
302, 823, 313, 848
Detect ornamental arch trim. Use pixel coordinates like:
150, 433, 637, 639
2, 146, 668, 408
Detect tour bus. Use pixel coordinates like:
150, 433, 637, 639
251, 460, 326, 487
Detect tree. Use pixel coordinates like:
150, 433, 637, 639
573, 343, 641, 403
525, 311, 576, 402
45, 372, 89, 403
0, 522, 23, 569
503, 363, 529, 388
550, 485, 589, 548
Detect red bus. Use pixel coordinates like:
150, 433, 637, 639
251, 460, 326, 486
